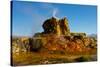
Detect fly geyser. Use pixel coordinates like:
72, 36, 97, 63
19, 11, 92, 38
12, 17, 97, 53
31, 17, 96, 52
12, 17, 97, 66
35, 17, 86, 38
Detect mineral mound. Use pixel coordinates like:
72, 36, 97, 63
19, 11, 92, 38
29, 17, 96, 53
12, 17, 97, 53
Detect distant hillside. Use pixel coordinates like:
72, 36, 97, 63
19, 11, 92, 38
88, 34, 97, 39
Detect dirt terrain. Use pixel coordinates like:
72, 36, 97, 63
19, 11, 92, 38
12, 48, 97, 66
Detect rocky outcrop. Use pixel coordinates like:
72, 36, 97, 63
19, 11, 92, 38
59, 17, 70, 35
42, 17, 70, 36
42, 17, 58, 34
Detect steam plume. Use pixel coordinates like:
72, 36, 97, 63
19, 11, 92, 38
53, 8, 58, 17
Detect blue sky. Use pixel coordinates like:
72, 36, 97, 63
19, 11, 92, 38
12, 1, 97, 36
